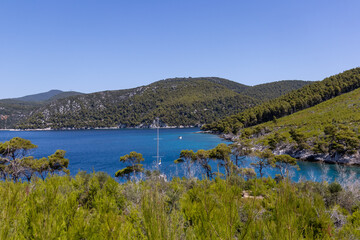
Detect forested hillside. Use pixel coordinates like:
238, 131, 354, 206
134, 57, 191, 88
0, 90, 83, 129
231, 87, 360, 164
202, 68, 360, 134
16, 77, 310, 129
241, 80, 313, 101
0, 100, 40, 129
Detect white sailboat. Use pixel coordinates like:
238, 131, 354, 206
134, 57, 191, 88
154, 118, 163, 167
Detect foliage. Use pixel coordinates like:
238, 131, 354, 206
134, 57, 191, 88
209, 143, 234, 176
48, 150, 70, 175
194, 149, 212, 179
0, 172, 359, 239
0, 91, 82, 129
174, 150, 196, 178
250, 149, 275, 178
273, 154, 299, 178
229, 85, 360, 161
230, 139, 253, 167
203, 67, 360, 133
0, 137, 69, 181
115, 151, 144, 180
16, 78, 309, 129
241, 80, 313, 101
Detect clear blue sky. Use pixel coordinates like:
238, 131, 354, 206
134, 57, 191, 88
1, 0, 359, 98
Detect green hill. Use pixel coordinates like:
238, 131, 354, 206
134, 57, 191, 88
202, 68, 360, 134
11, 90, 83, 102
17, 79, 256, 129
0, 90, 83, 129
241, 80, 313, 101
16, 77, 309, 129
234, 87, 360, 164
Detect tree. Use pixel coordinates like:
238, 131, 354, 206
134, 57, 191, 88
48, 150, 69, 175
32, 157, 51, 180
289, 128, 309, 150
115, 151, 144, 180
268, 132, 286, 150
230, 139, 252, 167
0, 137, 69, 181
20, 156, 37, 181
209, 143, 233, 177
238, 168, 256, 180
174, 150, 196, 178
273, 154, 299, 178
0, 137, 37, 160
194, 149, 212, 179
251, 149, 275, 178
0, 137, 37, 181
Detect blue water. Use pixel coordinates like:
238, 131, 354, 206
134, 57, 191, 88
1, 128, 359, 181
0, 128, 227, 178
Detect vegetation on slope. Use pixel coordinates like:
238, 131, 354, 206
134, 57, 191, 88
202, 68, 360, 134
241, 80, 313, 101
0, 90, 83, 129
13, 90, 67, 102
16, 78, 310, 129
231, 87, 360, 164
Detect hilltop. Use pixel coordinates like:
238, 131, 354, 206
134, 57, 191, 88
13, 90, 83, 102
202, 68, 360, 133
14, 77, 310, 129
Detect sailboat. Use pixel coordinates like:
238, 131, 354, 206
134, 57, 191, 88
154, 118, 163, 167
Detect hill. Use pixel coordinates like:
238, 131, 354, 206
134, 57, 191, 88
202, 68, 360, 134
16, 78, 309, 129
233, 87, 360, 164
0, 90, 83, 129
12, 90, 83, 102
15, 90, 63, 102
241, 80, 313, 101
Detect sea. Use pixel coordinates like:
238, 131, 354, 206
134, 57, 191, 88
1, 128, 359, 182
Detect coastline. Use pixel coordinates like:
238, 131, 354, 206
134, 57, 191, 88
218, 132, 360, 166
0, 125, 204, 131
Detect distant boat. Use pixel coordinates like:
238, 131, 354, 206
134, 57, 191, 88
178, 136, 183, 140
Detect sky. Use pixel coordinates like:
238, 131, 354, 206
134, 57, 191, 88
0, 0, 359, 98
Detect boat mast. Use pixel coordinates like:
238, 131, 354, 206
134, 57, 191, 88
156, 117, 160, 165
153, 117, 163, 168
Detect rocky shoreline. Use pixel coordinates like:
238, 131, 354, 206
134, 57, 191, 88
221, 132, 360, 165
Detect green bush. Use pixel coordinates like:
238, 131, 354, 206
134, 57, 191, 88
0, 173, 359, 239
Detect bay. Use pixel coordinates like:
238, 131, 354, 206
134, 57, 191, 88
0, 128, 227, 178
1, 128, 359, 182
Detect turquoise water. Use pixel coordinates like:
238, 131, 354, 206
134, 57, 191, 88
0, 128, 359, 181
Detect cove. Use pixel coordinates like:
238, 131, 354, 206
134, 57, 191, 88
1, 128, 359, 181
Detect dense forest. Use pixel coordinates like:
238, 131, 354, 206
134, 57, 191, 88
13, 77, 310, 130
202, 68, 360, 134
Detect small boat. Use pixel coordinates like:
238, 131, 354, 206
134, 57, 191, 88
178, 136, 183, 140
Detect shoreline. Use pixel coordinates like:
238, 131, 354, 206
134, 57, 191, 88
0, 126, 204, 131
